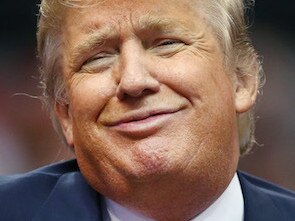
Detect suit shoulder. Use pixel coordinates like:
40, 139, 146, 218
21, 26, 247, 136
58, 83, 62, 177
238, 171, 295, 218
0, 159, 79, 194
0, 159, 79, 220
238, 171, 295, 198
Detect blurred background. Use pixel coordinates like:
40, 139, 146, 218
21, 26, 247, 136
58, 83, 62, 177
0, 1, 294, 190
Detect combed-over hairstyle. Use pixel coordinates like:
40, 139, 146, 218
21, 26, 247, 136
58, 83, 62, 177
37, 0, 264, 154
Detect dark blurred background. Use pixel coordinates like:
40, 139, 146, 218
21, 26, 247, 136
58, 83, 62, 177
0, 1, 294, 190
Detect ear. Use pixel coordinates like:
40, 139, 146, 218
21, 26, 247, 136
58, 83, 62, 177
54, 102, 74, 147
234, 68, 258, 113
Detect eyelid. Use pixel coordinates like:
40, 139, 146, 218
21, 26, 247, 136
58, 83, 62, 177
155, 39, 184, 47
83, 52, 110, 65
83, 47, 119, 66
80, 51, 116, 73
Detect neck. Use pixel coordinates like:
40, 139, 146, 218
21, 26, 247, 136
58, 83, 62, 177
105, 173, 243, 221
105, 171, 235, 221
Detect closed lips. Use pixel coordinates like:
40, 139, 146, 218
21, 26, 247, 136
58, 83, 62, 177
104, 108, 181, 127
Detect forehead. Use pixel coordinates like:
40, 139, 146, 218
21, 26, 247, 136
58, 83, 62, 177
62, 0, 198, 14
61, 0, 204, 32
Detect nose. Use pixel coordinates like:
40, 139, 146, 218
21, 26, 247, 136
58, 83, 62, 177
115, 41, 160, 100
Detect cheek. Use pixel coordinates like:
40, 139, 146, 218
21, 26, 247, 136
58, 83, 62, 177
68, 74, 119, 160
68, 74, 116, 120
156, 55, 227, 105
157, 54, 237, 143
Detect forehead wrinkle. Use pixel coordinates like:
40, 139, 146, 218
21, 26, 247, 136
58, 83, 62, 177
61, 0, 105, 8
133, 13, 198, 36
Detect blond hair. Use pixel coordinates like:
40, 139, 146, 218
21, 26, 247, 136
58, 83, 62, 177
37, 0, 264, 154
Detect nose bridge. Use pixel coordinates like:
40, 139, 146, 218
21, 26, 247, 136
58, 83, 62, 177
121, 40, 145, 81
116, 39, 160, 99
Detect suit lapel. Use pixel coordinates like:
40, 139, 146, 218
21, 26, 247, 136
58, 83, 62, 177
238, 172, 282, 221
32, 172, 103, 221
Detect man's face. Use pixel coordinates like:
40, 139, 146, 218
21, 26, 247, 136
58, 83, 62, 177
57, 0, 252, 208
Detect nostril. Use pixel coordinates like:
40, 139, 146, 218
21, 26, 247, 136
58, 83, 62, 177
116, 87, 159, 100
115, 64, 160, 100
116, 87, 145, 100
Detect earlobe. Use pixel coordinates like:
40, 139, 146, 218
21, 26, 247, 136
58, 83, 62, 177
54, 102, 74, 147
234, 68, 258, 113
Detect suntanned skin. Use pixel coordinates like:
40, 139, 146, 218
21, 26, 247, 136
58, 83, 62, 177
55, 0, 257, 220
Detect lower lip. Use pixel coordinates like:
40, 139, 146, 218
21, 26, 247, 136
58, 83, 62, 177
110, 112, 176, 137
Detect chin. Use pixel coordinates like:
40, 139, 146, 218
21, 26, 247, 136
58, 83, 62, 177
118, 146, 181, 182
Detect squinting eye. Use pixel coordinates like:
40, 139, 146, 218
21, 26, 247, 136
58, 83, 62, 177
84, 53, 109, 64
80, 52, 116, 72
151, 39, 185, 57
157, 39, 183, 47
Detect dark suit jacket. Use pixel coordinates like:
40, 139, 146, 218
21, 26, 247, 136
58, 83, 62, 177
0, 160, 294, 221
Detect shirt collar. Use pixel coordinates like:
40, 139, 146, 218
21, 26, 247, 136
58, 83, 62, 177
192, 173, 244, 221
104, 173, 244, 221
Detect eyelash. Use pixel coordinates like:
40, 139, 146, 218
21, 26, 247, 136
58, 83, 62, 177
82, 51, 113, 65
86, 53, 108, 62
156, 39, 183, 47
79, 52, 115, 73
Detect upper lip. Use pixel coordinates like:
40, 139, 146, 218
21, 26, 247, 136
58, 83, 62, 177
104, 108, 181, 127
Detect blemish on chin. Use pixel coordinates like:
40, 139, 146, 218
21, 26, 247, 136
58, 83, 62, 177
133, 145, 169, 176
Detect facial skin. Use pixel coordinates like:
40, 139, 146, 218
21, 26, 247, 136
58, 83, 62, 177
55, 0, 257, 220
